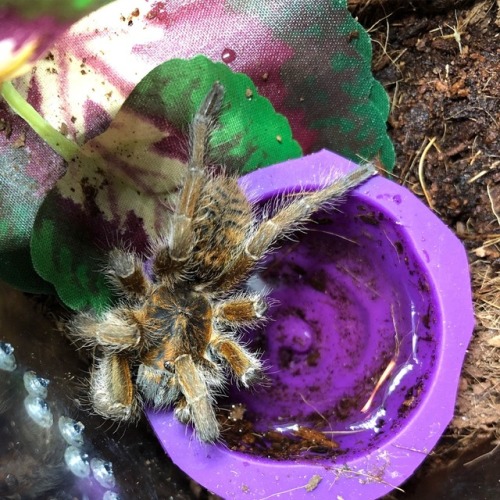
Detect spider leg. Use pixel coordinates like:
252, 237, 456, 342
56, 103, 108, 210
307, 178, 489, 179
69, 307, 143, 351
173, 396, 190, 424
153, 83, 224, 279
214, 293, 267, 325
91, 353, 139, 421
175, 353, 220, 442
246, 163, 376, 259
137, 364, 178, 408
107, 248, 151, 299
210, 331, 262, 387
212, 163, 376, 291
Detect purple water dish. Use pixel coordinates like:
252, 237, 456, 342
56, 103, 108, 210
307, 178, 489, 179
147, 149, 474, 499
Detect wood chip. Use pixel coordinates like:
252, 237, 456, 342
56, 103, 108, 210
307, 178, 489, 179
487, 335, 500, 348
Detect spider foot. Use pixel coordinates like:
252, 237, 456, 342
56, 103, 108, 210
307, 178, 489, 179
91, 354, 140, 421
174, 398, 191, 424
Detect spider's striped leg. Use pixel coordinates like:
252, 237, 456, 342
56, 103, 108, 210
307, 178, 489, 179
210, 330, 263, 387
174, 354, 220, 442
91, 353, 140, 421
214, 293, 267, 326
69, 307, 143, 351
153, 82, 225, 278
245, 163, 375, 259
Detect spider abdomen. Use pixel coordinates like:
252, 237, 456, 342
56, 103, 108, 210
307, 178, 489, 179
191, 177, 252, 282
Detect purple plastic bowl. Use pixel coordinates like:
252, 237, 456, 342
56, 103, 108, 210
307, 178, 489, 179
147, 150, 474, 499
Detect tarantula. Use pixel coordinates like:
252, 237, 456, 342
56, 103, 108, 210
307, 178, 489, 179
69, 83, 375, 442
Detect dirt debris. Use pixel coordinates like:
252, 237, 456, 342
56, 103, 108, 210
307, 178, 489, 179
352, 0, 500, 495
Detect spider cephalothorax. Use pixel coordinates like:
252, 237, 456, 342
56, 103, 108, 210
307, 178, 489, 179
69, 83, 375, 441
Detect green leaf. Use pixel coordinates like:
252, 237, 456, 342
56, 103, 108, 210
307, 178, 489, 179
31, 55, 302, 311
228, 0, 395, 170
0, 143, 54, 293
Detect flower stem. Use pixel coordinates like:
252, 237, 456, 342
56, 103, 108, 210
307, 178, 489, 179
0, 81, 80, 162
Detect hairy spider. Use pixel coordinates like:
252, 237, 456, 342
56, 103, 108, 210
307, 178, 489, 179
69, 83, 375, 442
